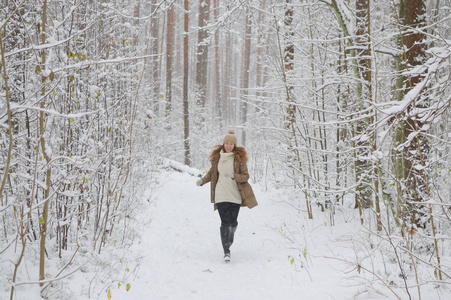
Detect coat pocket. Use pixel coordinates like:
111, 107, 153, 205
239, 182, 254, 199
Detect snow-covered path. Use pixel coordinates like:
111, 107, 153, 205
111, 169, 382, 300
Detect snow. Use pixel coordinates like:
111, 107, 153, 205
9, 102, 98, 119
108, 170, 358, 300
89, 169, 413, 300
336, 0, 356, 35
2, 167, 447, 300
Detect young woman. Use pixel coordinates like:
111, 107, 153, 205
196, 130, 258, 263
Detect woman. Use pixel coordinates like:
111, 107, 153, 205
196, 129, 258, 263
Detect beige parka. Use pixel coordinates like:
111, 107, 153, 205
199, 145, 258, 210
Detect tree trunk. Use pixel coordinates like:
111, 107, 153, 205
213, 0, 222, 125
283, 1, 295, 131
39, 0, 52, 288
397, 0, 428, 227
183, 0, 191, 166
241, 5, 252, 145
255, 0, 267, 108
165, 3, 175, 117
223, 31, 232, 123
133, 1, 140, 47
150, 0, 160, 116
0, 30, 13, 205
330, 0, 373, 216
275, 2, 312, 218
195, 0, 210, 109
354, 0, 373, 212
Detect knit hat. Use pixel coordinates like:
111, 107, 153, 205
223, 129, 237, 145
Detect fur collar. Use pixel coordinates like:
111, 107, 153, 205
209, 145, 248, 162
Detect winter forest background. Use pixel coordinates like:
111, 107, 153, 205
1, 0, 451, 299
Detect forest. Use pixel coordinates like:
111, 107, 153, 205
1, 0, 451, 299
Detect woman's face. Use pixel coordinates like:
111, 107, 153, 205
224, 142, 235, 153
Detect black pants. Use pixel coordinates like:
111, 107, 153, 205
216, 202, 240, 227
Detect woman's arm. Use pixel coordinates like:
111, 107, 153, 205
200, 168, 213, 186
233, 161, 250, 183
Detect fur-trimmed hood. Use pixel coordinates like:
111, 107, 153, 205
209, 145, 248, 162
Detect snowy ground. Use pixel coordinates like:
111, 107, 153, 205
4, 167, 447, 300
107, 169, 400, 300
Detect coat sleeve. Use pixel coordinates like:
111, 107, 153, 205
234, 161, 250, 183
201, 168, 212, 186
201, 160, 216, 186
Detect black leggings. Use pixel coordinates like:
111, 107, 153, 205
216, 202, 240, 227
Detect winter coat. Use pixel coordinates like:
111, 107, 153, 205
199, 145, 258, 210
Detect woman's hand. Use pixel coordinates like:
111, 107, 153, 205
196, 179, 203, 186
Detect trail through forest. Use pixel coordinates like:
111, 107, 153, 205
110, 169, 388, 300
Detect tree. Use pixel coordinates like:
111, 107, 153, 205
241, 4, 252, 145
353, 0, 374, 213
195, 0, 211, 109
1, 1, 156, 297
273, 1, 313, 218
150, 0, 161, 116
2, 0, 451, 297
213, 0, 223, 125
183, 0, 191, 165
165, 2, 175, 117
328, 0, 374, 221
38, 0, 51, 287
395, 0, 428, 228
